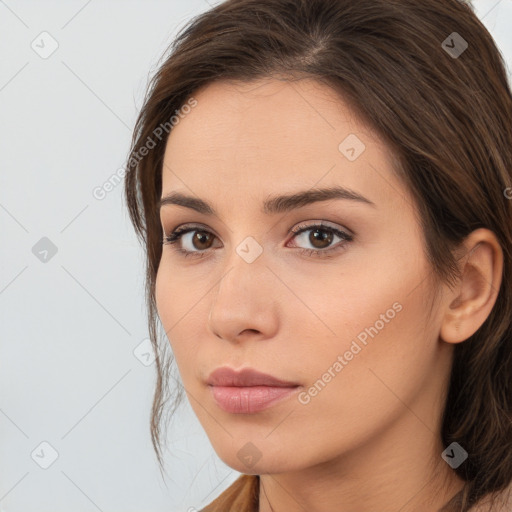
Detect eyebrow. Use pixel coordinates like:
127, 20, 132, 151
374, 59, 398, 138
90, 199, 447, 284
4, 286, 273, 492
157, 185, 376, 216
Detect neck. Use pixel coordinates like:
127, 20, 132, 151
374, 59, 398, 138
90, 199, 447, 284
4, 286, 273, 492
257, 417, 465, 512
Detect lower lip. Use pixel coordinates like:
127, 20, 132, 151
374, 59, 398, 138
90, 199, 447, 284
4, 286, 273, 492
209, 385, 299, 414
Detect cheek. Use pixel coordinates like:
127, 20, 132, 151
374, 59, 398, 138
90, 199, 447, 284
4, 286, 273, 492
291, 247, 435, 405
292, 249, 424, 350
155, 262, 194, 325
155, 266, 185, 357
154, 268, 169, 326
154, 264, 207, 371
274, 283, 437, 471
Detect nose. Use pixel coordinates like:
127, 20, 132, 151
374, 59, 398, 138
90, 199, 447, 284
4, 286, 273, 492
207, 252, 280, 344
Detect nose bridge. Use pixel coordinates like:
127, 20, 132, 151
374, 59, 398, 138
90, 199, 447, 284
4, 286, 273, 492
207, 238, 276, 339
212, 237, 267, 308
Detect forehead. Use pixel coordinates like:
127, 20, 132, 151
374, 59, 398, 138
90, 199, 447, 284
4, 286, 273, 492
165, 77, 376, 157
161, 78, 408, 214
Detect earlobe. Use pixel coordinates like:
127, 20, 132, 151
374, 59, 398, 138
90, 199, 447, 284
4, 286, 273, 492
439, 229, 503, 345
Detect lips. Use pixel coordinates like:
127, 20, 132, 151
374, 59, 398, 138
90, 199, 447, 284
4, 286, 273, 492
206, 366, 299, 387
206, 367, 301, 414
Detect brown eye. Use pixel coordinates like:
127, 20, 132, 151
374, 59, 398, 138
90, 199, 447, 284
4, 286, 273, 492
289, 223, 352, 253
163, 225, 220, 259
190, 231, 215, 250
308, 228, 334, 249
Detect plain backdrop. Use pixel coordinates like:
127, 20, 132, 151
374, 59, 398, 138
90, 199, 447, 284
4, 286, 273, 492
1, 1, 511, 511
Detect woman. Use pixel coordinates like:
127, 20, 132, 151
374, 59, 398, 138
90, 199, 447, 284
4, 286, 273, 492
123, 0, 512, 510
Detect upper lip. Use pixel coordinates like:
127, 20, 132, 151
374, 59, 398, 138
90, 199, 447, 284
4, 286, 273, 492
207, 367, 299, 387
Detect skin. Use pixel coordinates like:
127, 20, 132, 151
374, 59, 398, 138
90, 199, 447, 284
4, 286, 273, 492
155, 77, 503, 512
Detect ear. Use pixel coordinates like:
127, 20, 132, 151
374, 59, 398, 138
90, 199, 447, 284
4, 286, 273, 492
439, 228, 503, 344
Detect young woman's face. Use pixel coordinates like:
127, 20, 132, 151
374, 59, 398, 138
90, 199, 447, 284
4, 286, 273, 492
156, 78, 453, 476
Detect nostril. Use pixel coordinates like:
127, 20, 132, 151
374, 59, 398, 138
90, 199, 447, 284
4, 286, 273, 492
240, 329, 259, 336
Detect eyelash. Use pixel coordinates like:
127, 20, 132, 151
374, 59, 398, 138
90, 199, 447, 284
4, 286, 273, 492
162, 222, 353, 260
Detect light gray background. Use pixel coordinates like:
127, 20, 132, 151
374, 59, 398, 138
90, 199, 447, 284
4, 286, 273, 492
1, 1, 511, 511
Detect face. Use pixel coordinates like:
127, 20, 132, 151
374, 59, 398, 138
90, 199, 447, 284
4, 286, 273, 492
156, 78, 451, 475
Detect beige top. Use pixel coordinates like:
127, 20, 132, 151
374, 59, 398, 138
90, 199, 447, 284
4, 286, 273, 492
201, 475, 512, 511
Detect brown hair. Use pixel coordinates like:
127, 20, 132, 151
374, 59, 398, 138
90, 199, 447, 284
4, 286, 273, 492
123, 0, 512, 510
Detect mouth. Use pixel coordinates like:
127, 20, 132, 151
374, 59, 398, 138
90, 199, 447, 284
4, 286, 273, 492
206, 366, 300, 387
206, 366, 301, 414
208, 384, 300, 414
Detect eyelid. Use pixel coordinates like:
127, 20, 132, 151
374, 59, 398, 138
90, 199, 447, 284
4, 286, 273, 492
288, 219, 353, 237
163, 219, 352, 240
162, 221, 216, 239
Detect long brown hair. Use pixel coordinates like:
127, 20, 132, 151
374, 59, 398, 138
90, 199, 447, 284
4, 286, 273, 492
123, 0, 512, 510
